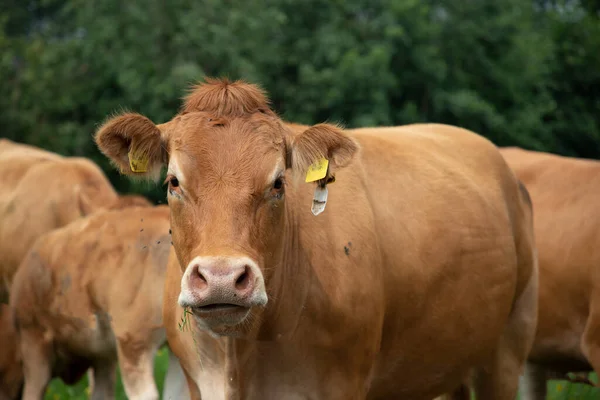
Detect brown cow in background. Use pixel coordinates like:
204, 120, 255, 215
0, 139, 182, 399
96, 78, 538, 399
9, 205, 172, 400
0, 139, 148, 303
500, 147, 600, 399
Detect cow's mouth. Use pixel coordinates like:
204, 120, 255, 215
193, 303, 248, 314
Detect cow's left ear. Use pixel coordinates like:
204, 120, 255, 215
95, 112, 170, 182
289, 123, 359, 179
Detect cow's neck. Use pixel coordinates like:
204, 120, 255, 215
256, 200, 310, 341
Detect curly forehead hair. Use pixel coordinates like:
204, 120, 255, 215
181, 77, 277, 119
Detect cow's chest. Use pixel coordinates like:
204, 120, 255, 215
190, 342, 369, 400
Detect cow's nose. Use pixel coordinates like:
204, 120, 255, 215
189, 258, 257, 302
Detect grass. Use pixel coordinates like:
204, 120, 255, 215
43, 352, 600, 399
543, 373, 599, 400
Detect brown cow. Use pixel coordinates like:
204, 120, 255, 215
95, 78, 538, 399
9, 205, 171, 400
0, 140, 149, 302
500, 147, 600, 399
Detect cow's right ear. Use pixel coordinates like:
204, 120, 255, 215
289, 123, 359, 179
95, 112, 169, 182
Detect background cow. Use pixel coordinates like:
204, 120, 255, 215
0, 140, 149, 303
9, 204, 175, 400
500, 147, 600, 399
95, 78, 538, 399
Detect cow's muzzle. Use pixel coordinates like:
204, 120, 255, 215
178, 256, 267, 327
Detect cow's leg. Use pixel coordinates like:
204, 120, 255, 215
19, 329, 51, 400
20, 330, 51, 400
182, 367, 203, 400
87, 368, 95, 393
90, 360, 116, 400
162, 348, 191, 400
446, 383, 471, 400
519, 361, 583, 400
433, 382, 471, 400
581, 300, 600, 388
519, 362, 550, 400
116, 337, 160, 400
473, 263, 538, 400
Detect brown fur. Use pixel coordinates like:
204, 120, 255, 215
0, 139, 62, 163
9, 206, 171, 400
109, 194, 153, 210
95, 78, 538, 399
0, 305, 22, 400
500, 147, 600, 400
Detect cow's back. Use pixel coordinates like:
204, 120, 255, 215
305, 123, 536, 397
500, 147, 599, 365
0, 139, 61, 161
0, 139, 63, 194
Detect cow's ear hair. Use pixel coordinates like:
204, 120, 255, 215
95, 112, 169, 182
289, 123, 359, 177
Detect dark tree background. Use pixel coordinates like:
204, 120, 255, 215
1, 0, 599, 203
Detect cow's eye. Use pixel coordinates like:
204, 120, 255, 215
269, 177, 285, 200
164, 175, 181, 196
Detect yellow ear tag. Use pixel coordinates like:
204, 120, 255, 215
128, 150, 149, 173
305, 158, 329, 183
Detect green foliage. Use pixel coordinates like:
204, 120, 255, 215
2, 2, 599, 398
3, 0, 599, 202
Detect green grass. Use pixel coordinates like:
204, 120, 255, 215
43, 354, 600, 399
43, 345, 170, 400
543, 373, 599, 400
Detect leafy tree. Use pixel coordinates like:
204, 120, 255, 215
1, 0, 599, 203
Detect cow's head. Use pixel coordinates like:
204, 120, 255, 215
95, 78, 358, 336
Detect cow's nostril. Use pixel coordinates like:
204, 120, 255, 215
191, 265, 208, 289
234, 266, 251, 291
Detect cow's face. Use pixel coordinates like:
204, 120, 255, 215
95, 79, 358, 336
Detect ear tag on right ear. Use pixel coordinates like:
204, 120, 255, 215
305, 158, 329, 183
128, 150, 149, 173
311, 185, 328, 216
